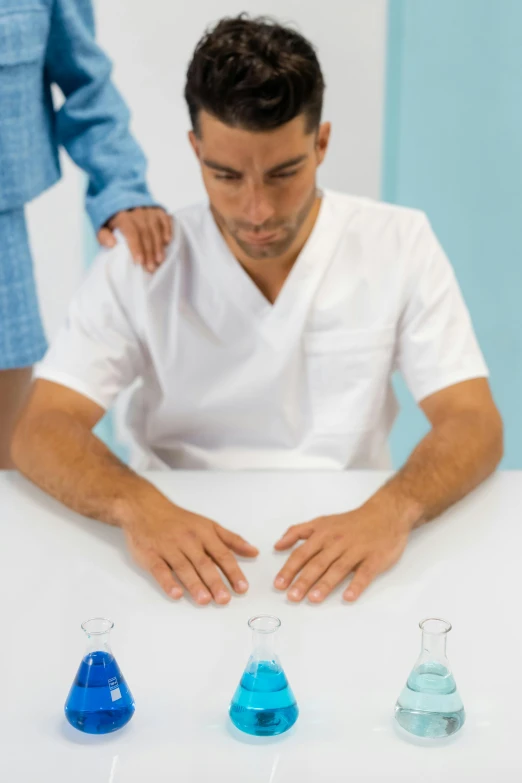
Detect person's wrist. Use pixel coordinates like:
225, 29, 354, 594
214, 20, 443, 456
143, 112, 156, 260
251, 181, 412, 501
107, 475, 173, 533
363, 482, 425, 533
109, 494, 141, 532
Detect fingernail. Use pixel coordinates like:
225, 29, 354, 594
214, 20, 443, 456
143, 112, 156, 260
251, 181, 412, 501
147, 263, 155, 273
197, 590, 211, 603
275, 576, 286, 588
135, 256, 143, 265
288, 588, 301, 601
345, 590, 355, 601
170, 587, 182, 599
156, 253, 163, 264
237, 580, 248, 593
309, 589, 322, 601
216, 590, 230, 603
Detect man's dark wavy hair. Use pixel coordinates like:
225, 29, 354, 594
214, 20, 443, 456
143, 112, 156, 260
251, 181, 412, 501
185, 15, 325, 136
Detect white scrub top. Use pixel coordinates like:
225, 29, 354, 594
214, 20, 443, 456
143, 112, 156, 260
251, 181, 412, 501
35, 190, 488, 471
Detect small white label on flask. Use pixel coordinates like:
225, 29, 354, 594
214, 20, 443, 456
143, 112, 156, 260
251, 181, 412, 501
108, 677, 122, 701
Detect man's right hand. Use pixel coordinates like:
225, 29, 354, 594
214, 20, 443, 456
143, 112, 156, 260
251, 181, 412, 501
10, 380, 257, 607
122, 502, 259, 605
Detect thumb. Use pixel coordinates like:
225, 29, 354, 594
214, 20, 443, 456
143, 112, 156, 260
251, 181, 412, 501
216, 524, 259, 557
274, 522, 314, 550
97, 227, 117, 248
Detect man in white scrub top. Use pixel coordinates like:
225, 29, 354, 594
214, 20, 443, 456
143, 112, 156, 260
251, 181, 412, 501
12, 17, 503, 607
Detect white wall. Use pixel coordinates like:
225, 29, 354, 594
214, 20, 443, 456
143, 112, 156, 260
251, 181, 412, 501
96, 0, 387, 209
29, 0, 387, 343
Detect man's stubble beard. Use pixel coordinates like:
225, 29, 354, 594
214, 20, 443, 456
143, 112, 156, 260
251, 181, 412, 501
212, 185, 318, 262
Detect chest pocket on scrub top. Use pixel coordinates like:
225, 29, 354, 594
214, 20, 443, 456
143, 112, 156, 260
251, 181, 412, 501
303, 327, 396, 434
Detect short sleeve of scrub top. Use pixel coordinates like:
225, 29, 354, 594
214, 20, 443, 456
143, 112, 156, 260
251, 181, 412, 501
396, 215, 489, 403
34, 242, 144, 410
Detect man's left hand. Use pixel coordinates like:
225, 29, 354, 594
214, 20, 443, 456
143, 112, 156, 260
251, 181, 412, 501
273, 500, 413, 603
97, 207, 173, 272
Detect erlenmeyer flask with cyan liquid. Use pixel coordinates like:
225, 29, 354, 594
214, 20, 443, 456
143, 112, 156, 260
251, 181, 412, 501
395, 618, 465, 738
64, 618, 135, 734
229, 615, 299, 736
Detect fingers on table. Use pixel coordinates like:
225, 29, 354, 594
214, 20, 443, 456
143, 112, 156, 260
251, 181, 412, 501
343, 557, 382, 602
206, 538, 250, 595
165, 550, 215, 606
148, 557, 184, 600
285, 547, 348, 602
169, 534, 251, 605
274, 537, 323, 590
294, 553, 382, 604
275, 541, 382, 603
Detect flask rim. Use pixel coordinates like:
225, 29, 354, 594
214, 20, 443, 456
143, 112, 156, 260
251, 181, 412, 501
248, 615, 281, 634
419, 617, 452, 635
81, 617, 114, 636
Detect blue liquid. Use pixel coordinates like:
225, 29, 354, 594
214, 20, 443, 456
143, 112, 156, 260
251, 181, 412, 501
395, 662, 465, 738
229, 661, 299, 736
64, 651, 135, 734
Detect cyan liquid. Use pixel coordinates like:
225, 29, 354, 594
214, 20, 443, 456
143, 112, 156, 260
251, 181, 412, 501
64, 650, 135, 734
395, 661, 465, 738
229, 660, 299, 736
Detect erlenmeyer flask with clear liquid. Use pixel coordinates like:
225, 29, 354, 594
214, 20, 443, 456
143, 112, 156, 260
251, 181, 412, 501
395, 618, 465, 738
64, 618, 135, 734
229, 615, 299, 736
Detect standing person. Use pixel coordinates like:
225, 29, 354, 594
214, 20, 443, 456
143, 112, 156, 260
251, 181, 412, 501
0, 0, 172, 467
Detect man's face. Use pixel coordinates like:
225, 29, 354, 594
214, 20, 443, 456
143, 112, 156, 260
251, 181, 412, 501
189, 112, 330, 261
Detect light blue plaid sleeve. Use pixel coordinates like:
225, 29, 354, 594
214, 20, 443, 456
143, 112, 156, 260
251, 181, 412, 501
45, 0, 159, 231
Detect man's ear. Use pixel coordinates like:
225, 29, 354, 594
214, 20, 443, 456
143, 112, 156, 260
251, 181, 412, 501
188, 130, 200, 159
315, 122, 331, 164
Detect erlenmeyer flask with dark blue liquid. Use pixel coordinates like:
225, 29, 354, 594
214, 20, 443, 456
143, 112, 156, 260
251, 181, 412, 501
64, 618, 135, 734
229, 615, 299, 737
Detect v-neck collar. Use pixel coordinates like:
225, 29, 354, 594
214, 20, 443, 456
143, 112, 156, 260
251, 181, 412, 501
202, 189, 346, 345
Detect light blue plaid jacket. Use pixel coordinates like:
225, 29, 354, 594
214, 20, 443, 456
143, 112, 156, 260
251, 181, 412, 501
0, 0, 156, 230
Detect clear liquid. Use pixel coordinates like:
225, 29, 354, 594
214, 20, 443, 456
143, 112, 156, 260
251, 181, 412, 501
395, 661, 465, 738
229, 660, 299, 736
64, 651, 135, 734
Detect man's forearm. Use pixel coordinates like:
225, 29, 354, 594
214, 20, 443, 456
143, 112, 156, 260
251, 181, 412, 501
11, 409, 159, 528
368, 409, 503, 529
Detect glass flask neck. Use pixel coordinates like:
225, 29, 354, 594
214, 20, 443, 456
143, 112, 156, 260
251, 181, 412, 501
418, 618, 451, 665
82, 618, 114, 656
249, 615, 280, 663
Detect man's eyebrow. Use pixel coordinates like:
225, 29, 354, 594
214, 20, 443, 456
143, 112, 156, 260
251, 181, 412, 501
202, 154, 308, 176
202, 159, 241, 175
266, 155, 308, 174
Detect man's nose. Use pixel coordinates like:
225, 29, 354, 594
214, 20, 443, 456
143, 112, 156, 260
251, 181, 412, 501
242, 182, 275, 227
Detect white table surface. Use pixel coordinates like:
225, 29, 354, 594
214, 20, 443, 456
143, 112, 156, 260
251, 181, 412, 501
1, 469, 519, 781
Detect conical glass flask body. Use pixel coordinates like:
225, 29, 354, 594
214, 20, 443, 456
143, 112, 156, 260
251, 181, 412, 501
64, 618, 135, 734
395, 618, 465, 738
229, 615, 299, 736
